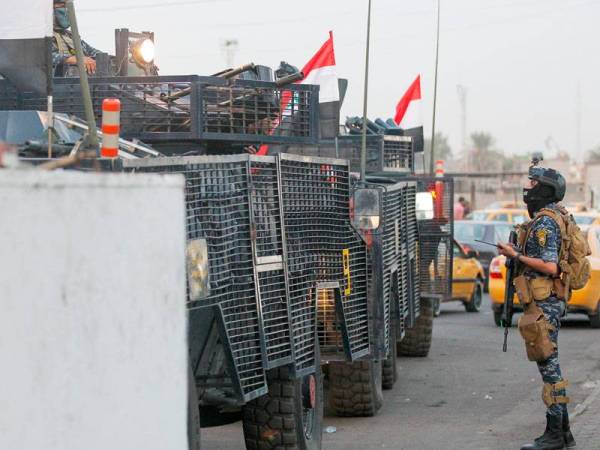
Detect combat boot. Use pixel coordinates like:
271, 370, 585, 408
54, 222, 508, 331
520, 414, 564, 450
562, 410, 576, 448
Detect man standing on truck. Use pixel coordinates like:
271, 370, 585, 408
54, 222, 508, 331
497, 166, 577, 450
52, 0, 100, 76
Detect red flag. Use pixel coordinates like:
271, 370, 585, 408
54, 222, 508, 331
257, 32, 339, 156
394, 75, 422, 128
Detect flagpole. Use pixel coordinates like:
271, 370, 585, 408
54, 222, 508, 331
360, 0, 372, 181
45, 37, 54, 159
429, 0, 441, 174
66, 0, 99, 155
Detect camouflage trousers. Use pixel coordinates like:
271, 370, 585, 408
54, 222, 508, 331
536, 297, 567, 417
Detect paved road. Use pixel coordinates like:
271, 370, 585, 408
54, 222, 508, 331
201, 295, 600, 449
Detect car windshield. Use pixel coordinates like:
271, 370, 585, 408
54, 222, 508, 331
493, 224, 513, 242
512, 214, 528, 225
455, 223, 487, 241
574, 215, 596, 225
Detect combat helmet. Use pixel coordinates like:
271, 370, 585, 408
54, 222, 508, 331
528, 166, 566, 202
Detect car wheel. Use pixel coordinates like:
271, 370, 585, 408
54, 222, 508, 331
494, 309, 513, 327
589, 301, 600, 329
465, 280, 483, 313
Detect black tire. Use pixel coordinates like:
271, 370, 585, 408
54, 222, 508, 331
328, 359, 383, 417
382, 323, 398, 390
493, 310, 503, 327
188, 363, 201, 450
589, 301, 600, 329
465, 280, 483, 313
397, 296, 433, 357
494, 310, 513, 327
242, 354, 323, 450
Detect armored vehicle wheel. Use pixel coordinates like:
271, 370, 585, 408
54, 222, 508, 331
397, 296, 433, 357
188, 363, 201, 450
328, 359, 383, 417
242, 351, 323, 450
589, 301, 600, 329
465, 280, 483, 313
382, 322, 398, 390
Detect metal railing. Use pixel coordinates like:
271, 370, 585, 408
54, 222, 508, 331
279, 134, 414, 174
0, 76, 319, 145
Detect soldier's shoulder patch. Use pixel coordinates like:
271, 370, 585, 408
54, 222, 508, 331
536, 228, 548, 247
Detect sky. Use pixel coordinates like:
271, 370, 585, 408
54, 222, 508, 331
75, 0, 600, 160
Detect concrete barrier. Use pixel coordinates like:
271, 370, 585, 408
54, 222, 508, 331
0, 170, 188, 450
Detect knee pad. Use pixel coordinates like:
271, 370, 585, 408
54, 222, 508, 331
542, 379, 570, 407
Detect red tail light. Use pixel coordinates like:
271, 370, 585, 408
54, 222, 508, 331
489, 257, 503, 279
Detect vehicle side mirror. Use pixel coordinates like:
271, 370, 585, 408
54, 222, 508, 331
351, 188, 381, 231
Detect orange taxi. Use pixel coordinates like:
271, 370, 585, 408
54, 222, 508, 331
570, 211, 600, 227
489, 224, 600, 328
433, 240, 486, 316
470, 208, 529, 225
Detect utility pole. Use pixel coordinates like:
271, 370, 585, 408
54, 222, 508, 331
66, 0, 99, 155
429, 0, 441, 174
456, 84, 467, 157
221, 39, 238, 68
360, 0, 373, 181
575, 81, 582, 161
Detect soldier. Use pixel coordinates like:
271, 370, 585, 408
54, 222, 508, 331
498, 166, 575, 450
52, 0, 100, 76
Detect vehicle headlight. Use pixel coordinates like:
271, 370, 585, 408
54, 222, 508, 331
132, 38, 155, 66
416, 191, 434, 220
186, 239, 210, 301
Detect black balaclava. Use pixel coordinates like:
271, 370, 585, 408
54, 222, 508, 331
523, 183, 555, 218
54, 7, 70, 30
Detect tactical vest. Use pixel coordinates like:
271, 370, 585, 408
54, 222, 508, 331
517, 205, 591, 300
54, 31, 76, 56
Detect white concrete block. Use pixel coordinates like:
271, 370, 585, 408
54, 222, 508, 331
0, 170, 188, 450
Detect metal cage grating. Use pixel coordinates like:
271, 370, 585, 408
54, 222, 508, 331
279, 157, 370, 369
0, 76, 319, 144
125, 157, 267, 399
281, 134, 413, 174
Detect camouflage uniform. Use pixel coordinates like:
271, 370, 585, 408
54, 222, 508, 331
524, 203, 566, 417
52, 30, 100, 76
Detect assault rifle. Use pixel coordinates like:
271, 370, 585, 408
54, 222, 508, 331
501, 230, 519, 352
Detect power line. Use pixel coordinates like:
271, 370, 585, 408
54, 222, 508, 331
79, 0, 229, 12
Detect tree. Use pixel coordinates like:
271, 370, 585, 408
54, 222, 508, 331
424, 132, 452, 170
469, 131, 504, 172
585, 145, 600, 163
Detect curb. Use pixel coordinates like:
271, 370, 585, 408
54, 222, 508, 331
572, 381, 600, 420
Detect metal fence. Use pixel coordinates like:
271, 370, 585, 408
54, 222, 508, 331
372, 180, 419, 356
415, 177, 454, 300
278, 154, 370, 370
123, 153, 369, 402
0, 76, 319, 144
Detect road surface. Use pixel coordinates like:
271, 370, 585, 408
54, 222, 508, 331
201, 294, 600, 449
